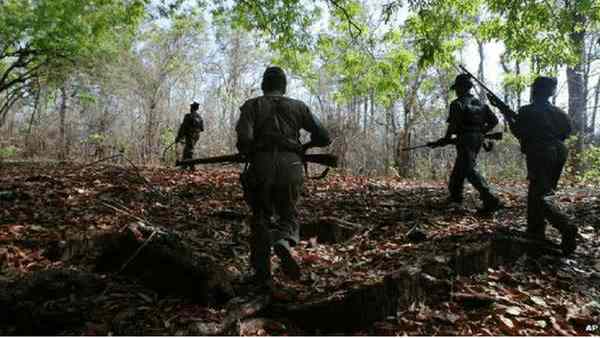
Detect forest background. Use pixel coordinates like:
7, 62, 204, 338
1, 0, 600, 182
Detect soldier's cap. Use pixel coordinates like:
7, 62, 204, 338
261, 66, 287, 93
190, 101, 200, 109
264, 66, 286, 78
450, 74, 473, 90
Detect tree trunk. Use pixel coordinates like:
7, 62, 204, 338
476, 39, 486, 101
515, 61, 522, 107
566, 28, 587, 155
500, 53, 511, 105
58, 86, 68, 161
363, 95, 368, 134
591, 76, 600, 137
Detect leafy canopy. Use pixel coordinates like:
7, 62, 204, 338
0, 0, 146, 90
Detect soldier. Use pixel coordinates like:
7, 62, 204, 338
235, 66, 331, 288
175, 101, 204, 170
488, 76, 577, 255
442, 74, 502, 213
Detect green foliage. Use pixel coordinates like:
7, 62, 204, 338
85, 133, 107, 145
0, 0, 146, 89
405, 0, 481, 68
406, 0, 599, 69
211, 0, 321, 51
483, 0, 577, 68
0, 145, 19, 159
161, 127, 176, 147
502, 72, 535, 97
216, 0, 600, 76
271, 3, 416, 108
579, 146, 600, 184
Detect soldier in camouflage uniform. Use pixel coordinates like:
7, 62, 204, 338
176, 102, 204, 170
443, 74, 502, 213
236, 66, 331, 286
488, 76, 578, 255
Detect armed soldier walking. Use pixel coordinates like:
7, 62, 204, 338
440, 74, 502, 213
235, 66, 331, 288
488, 76, 578, 255
175, 101, 204, 170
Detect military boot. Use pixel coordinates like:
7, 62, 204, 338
477, 195, 502, 215
559, 223, 578, 256
526, 223, 546, 241
239, 271, 272, 294
444, 196, 463, 209
273, 240, 301, 280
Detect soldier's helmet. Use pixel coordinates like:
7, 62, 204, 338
190, 101, 200, 111
450, 74, 473, 90
261, 66, 287, 94
532, 76, 557, 98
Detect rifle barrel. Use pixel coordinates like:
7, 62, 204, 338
402, 144, 429, 151
176, 153, 338, 168
459, 65, 496, 96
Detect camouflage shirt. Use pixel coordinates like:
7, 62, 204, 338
236, 93, 330, 154
176, 112, 204, 142
447, 93, 498, 136
510, 101, 572, 153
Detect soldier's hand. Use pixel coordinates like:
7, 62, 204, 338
301, 141, 315, 153
427, 139, 445, 148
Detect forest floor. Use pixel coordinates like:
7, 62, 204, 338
1, 161, 599, 335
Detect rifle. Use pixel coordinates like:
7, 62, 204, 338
176, 153, 338, 168
458, 65, 518, 124
402, 132, 503, 151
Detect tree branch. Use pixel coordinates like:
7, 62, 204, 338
327, 0, 363, 39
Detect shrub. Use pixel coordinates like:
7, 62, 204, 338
580, 145, 600, 184
0, 146, 19, 159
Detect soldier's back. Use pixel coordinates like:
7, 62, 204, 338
516, 102, 571, 153
242, 95, 309, 140
238, 95, 308, 186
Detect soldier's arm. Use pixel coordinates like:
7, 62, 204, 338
301, 105, 331, 148
553, 108, 572, 141
199, 117, 205, 132
483, 105, 499, 134
235, 101, 255, 154
508, 107, 526, 140
444, 101, 462, 139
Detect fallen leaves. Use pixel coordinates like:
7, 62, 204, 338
1, 163, 600, 335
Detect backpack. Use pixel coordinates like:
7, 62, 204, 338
461, 96, 486, 130
189, 113, 203, 131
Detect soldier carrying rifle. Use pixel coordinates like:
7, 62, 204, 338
175, 101, 204, 170
486, 75, 578, 256
435, 74, 503, 213
235, 66, 331, 289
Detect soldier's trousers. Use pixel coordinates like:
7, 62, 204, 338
525, 143, 569, 238
448, 132, 497, 204
242, 152, 304, 279
182, 134, 199, 169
